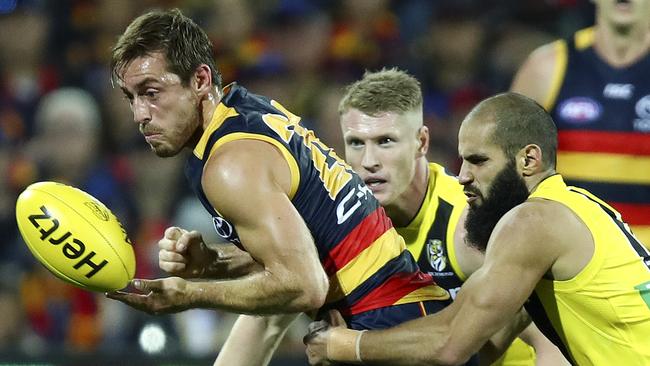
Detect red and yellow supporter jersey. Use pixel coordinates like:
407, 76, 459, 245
185, 84, 448, 316
543, 27, 650, 246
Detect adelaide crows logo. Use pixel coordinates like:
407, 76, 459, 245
427, 239, 446, 272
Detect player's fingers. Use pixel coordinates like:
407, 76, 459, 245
132, 278, 162, 293
326, 309, 347, 327
164, 226, 186, 240
158, 237, 177, 251
176, 230, 202, 252
304, 320, 329, 344
106, 290, 146, 305
105, 291, 155, 314
159, 261, 186, 274
159, 249, 187, 263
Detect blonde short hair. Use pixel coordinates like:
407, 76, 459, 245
338, 68, 422, 117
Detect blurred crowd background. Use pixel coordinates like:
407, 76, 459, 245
0, 0, 595, 364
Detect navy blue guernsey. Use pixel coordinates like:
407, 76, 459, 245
185, 84, 448, 315
543, 27, 650, 245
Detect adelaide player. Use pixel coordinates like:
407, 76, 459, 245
106, 8, 451, 365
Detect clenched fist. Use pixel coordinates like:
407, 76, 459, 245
158, 226, 217, 278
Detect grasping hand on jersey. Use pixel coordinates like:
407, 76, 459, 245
158, 226, 262, 279
304, 310, 350, 366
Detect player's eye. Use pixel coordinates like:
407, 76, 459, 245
347, 139, 364, 148
144, 89, 159, 99
379, 137, 394, 145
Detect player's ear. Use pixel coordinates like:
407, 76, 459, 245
193, 64, 212, 96
416, 126, 429, 157
519, 144, 543, 176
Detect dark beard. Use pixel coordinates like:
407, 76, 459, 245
464, 161, 530, 252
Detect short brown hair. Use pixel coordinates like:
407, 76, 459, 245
111, 8, 221, 88
472, 92, 558, 169
338, 68, 422, 116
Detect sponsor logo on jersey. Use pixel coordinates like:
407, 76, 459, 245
558, 97, 602, 124
213, 216, 241, 244
634, 95, 650, 132
427, 239, 446, 272
603, 83, 634, 99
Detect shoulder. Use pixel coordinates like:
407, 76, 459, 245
201, 139, 292, 204
485, 199, 573, 267
493, 199, 567, 242
510, 39, 567, 108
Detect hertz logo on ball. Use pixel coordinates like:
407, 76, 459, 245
28, 205, 108, 278
16, 182, 136, 292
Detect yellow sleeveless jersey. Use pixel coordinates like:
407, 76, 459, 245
527, 175, 650, 365
396, 163, 535, 366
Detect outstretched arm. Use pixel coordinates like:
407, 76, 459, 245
306, 202, 563, 365
109, 140, 329, 315
478, 309, 568, 366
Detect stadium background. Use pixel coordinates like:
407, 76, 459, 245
0, 0, 594, 364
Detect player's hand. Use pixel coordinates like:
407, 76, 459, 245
106, 277, 191, 315
158, 226, 216, 278
304, 310, 347, 366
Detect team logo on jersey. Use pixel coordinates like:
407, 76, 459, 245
427, 239, 447, 272
558, 97, 602, 124
634, 95, 650, 132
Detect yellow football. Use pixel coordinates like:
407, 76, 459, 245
15, 181, 136, 292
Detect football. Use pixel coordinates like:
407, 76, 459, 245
15, 181, 136, 292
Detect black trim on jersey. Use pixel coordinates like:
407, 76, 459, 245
524, 294, 576, 365
427, 198, 454, 246
416, 198, 466, 290
568, 188, 650, 270
564, 179, 650, 205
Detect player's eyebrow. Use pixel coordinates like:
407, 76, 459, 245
462, 153, 488, 162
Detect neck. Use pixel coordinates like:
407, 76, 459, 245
189, 87, 222, 148
525, 169, 556, 196
385, 158, 429, 227
202, 88, 223, 129
593, 20, 650, 67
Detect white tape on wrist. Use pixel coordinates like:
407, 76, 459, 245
355, 330, 367, 363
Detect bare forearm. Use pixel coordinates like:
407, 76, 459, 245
214, 314, 298, 366
205, 243, 262, 279
518, 323, 570, 366
479, 308, 531, 364
332, 276, 518, 365
360, 317, 453, 366
187, 269, 325, 314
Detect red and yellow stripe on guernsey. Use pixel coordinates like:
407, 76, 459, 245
556, 130, 650, 245
322, 208, 449, 315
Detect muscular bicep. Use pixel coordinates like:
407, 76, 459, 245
443, 203, 561, 357
201, 139, 327, 298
